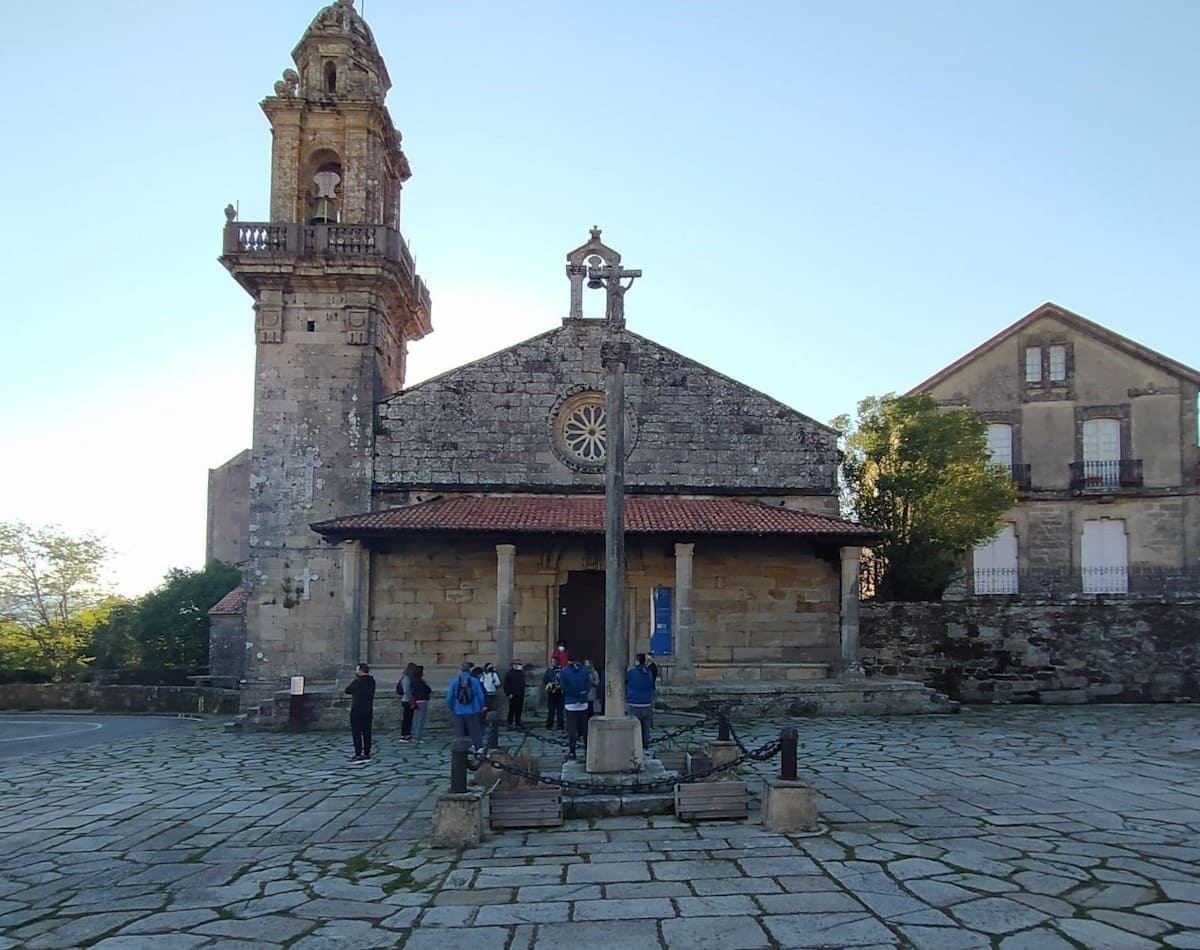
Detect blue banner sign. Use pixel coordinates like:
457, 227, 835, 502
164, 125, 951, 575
650, 587, 673, 656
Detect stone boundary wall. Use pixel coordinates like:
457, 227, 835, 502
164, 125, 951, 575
861, 599, 1200, 704
0, 684, 241, 715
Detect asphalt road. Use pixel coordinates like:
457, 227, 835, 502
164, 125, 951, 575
0, 713, 190, 759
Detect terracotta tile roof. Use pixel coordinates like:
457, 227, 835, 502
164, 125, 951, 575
312, 495, 880, 541
208, 586, 248, 616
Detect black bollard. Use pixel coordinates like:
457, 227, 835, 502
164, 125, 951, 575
486, 710, 500, 752
450, 738, 471, 793
780, 727, 798, 781
717, 706, 731, 743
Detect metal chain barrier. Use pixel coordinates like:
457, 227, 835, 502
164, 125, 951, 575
473, 731, 783, 795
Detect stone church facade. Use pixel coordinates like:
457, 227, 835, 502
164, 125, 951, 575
210, 0, 877, 696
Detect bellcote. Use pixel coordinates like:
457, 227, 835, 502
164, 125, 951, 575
261, 0, 409, 227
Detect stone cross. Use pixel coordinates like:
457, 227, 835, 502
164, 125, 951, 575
301, 567, 320, 601
303, 447, 321, 506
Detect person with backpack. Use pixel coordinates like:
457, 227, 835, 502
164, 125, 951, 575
543, 657, 565, 730
344, 662, 376, 763
559, 658, 591, 759
396, 662, 416, 742
446, 661, 486, 752
625, 653, 655, 751
503, 659, 526, 728
409, 665, 432, 744
481, 662, 502, 717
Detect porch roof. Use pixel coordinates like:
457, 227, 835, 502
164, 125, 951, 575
311, 495, 880, 543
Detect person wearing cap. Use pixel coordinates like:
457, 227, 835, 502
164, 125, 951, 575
503, 659, 527, 728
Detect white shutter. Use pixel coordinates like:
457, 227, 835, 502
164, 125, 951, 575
973, 524, 1018, 593
986, 424, 1013, 468
1082, 418, 1121, 487
1081, 519, 1127, 593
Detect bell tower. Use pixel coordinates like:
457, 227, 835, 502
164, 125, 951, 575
221, 0, 432, 683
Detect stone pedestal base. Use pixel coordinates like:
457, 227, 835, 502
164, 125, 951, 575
585, 716, 645, 773
762, 777, 819, 833
709, 740, 739, 774
431, 791, 484, 848
562, 758, 678, 817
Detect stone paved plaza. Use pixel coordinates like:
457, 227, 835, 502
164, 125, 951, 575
1, 705, 1199, 949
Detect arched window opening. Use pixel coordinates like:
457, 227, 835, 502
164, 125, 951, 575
309, 160, 343, 225
323, 61, 337, 95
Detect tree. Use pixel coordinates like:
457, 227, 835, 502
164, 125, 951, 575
121, 562, 243, 669
0, 521, 111, 678
833, 393, 1018, 601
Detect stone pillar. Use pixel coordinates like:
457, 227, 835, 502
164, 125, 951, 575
495, 544, 516, 670
342, 541, 369, 668
673, 543, 695, 682
840, 545, 864, 676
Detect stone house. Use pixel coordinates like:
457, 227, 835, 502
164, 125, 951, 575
208, 0, 878, 698
908, 302, 1200, 597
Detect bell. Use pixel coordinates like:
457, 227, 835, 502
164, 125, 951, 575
587, 275, 604, 290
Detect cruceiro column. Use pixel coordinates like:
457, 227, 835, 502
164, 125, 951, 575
840, 545, 864, 676
673, 542, 695, 682
495, 544, 516, 671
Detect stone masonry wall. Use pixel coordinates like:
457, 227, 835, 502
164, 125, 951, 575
376, 321, 839, 495
367, 537, 840, 682
861, 599, 1200, 704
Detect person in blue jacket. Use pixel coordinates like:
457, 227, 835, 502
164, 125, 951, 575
625, 653, 655, 751
446, 661, 486, 753
558, 658, 592, 759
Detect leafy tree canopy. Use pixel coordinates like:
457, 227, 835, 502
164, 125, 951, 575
0, 521, 111, 678
126, 562, 242, 669
833, 393, 1017, 601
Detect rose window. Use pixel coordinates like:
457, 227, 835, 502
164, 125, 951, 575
562, 399, 607, 462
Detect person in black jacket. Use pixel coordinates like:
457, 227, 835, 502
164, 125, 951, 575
503, 659, 526, 728
345, 662, 376, 763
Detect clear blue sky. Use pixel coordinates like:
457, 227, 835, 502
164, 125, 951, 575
2, 0, 1196, 595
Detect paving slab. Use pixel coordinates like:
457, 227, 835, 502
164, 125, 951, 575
2, 706, 1200, 950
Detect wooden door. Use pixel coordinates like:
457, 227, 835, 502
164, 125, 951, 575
558, 571, 606, 672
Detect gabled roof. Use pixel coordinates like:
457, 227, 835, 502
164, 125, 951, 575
311, 495, 880, 542
908, 302, 1200, 394
208, 586, 248, 617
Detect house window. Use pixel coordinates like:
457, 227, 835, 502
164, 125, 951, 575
1025, 347, 1042, 383
1082, 417, 1121, 487
1048, 345, 1067, 381
1081, 519, 1128, 593
973, 524, 1018, 594
986, 423, 1013, 468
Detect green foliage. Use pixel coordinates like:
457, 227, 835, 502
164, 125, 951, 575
116, 562, 243, 669
834, 393, 1017, 601
0, 521, 111, 679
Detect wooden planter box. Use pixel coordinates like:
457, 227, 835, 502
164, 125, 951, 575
675, 780, 749, 821
489, 787, 563, 829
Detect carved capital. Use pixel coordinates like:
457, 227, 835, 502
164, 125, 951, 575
600, 341, 631, 368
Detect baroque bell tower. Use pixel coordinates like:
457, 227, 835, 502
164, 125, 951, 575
221, 0, 432, 683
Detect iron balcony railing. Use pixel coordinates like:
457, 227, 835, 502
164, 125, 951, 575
972, 566, 1200, 598
1069, 459, 1143, 491
223, 221, 431, 316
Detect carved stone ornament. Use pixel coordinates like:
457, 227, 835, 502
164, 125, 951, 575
549, 387, 638, 472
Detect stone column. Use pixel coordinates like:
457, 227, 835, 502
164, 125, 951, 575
840, 545, 864, 676
342, 541, 369, 667
495, 544, 516, 670
673, 543, 695, 682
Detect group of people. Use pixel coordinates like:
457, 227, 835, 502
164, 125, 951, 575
342, 641, 660, 763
